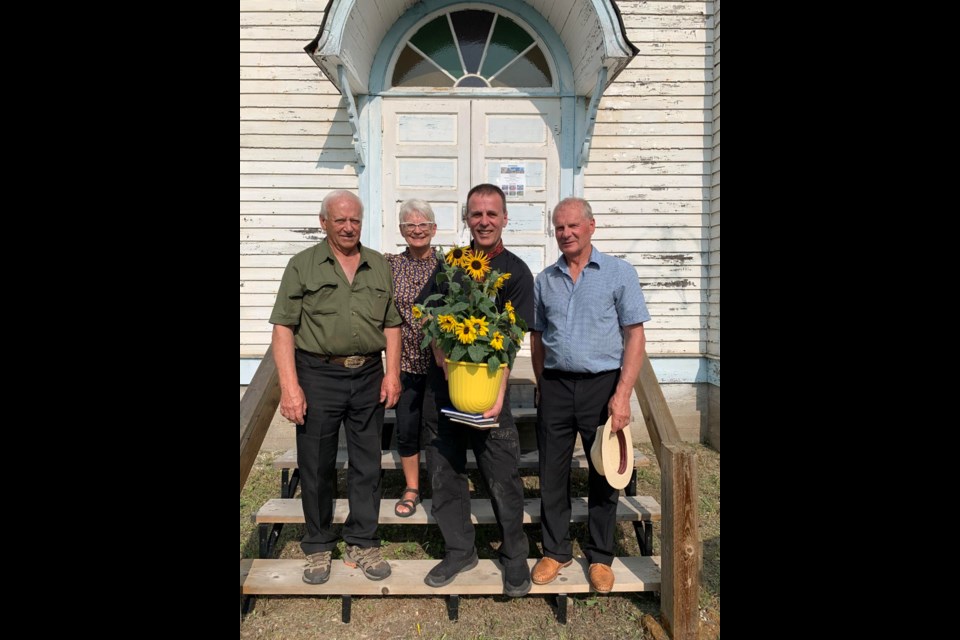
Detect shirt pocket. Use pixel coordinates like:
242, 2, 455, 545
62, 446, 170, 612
357, 285, 390, 322
303, 279, 340, 315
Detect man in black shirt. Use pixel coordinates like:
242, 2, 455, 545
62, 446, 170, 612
417, 184, 533, 597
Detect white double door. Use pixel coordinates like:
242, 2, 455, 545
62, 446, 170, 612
382, 98, 560, 276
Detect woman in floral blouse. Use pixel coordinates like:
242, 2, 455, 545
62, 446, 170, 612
384, 199, 439, 517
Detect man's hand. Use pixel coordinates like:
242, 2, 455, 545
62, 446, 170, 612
431, 343, 449, 379
607, 392, 631, 433
380, 373, 401, 408
280, 385, 308, 425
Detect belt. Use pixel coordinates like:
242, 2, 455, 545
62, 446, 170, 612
544, 368, 619, 380
318, 352, 381, 368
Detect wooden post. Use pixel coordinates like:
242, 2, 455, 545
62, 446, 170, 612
633, 351, 681, 468
240, 346, 281, 493
660, 442, 699, 640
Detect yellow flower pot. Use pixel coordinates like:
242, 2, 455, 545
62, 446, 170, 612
445, 359, 507, 414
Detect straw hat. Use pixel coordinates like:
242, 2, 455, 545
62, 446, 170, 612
589, 416, 635, 490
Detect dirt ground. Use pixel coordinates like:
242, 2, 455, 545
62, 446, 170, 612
240, 443, 720, 639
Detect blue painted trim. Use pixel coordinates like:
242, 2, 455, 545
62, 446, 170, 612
240, 359, 261, 385
706, 358, 720, 387
573, 96, 585, 194
369, 0, 574, 96
577, 66, 606, 169
363, 95, 382, 250
560, 95, 576, 197
240, 356, 719, 386
338, 65, 366, 166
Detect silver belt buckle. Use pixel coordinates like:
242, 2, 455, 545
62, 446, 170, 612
343, 355, 366, 368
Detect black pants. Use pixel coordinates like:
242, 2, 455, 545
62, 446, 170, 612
392, 371, 429, 457
424, 364, 529, 568
295, 351, 384, 554
537, 368, 621, 566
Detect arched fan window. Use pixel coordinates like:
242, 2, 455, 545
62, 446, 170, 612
391, 9, 553, 89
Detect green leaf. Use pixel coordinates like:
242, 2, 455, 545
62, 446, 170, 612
450, 344, 467, 362
467, 343, 486, 362
449, 302, 469, 314
487, 355, 501, 370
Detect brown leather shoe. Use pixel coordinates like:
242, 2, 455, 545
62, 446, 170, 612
588, 563, 615, 593
531, 557, 573, 585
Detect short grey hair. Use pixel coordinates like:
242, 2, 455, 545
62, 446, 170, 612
399, 199, 436, 224
552, 197, 593, 223
320, 190, 364, 220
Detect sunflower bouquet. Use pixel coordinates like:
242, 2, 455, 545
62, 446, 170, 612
413, 246, 527, 372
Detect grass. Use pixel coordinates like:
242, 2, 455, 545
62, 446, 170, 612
240, 443, 720, 639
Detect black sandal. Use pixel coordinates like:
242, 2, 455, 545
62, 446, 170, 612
394, 487, 421, 518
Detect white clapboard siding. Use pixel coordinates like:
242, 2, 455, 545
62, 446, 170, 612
599, 96, 710, 111
240, 108, 348, 122
239, 163, 357, 177
590, 135, 711, 149
240, 94, 345, 108
239, 13, 323, 28
240, 134, 355, 149
586, 161, 710, 176
615, 69, 711, 84
241, 0, 327, 11
596, 110, 712, 124
239, 81, 342, 97
240, 149, 358, 163
238, 26, 321, 41
241, 215, 325, 228
602, 83, 712, 98
621, 14, 710, 30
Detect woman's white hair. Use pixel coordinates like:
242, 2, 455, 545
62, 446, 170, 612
398, 199, 436, 223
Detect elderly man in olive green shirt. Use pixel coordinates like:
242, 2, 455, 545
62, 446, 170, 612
270, 190, 402, 585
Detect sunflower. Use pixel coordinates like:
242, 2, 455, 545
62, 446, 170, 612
412, 306, 423, 319
455, 321, 477, 344
437, 314, 458, 333
445, 246, 467, 267
490, 331, 504, 351
467, 315, 489, 337
464, 250, 491, 281
493, 273, 511, 291
505, 300, 516, 324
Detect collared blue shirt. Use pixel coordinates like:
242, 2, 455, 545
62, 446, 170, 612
534, 246, 650, 373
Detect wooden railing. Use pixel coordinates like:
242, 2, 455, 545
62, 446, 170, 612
239, 348, 700, 638
240, 346, 280, 493
634, 351, 699, 640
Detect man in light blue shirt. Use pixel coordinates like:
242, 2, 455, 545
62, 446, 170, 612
530, 197, 650, 593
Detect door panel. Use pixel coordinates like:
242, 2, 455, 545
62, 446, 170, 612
382, 100, 470, 254
382, 98, 560, 276
472, 99, 560, 275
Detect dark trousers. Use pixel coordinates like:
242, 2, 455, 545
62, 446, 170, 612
295, 351, 384, 554
424, 364, 529, 568
392, 371, 428, 457
537, 368, 621, 566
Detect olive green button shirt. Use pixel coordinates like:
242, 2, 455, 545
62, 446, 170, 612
269, 241, 402, 355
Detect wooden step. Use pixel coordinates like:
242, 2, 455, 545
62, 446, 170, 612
273, 447, 650, 471
254, 496, 661, 525
240, 556, 661, 596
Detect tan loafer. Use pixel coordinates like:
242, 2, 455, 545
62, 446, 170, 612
531, 557, 573, 585
588, 563, 614, 593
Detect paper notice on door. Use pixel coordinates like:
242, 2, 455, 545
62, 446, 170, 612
499, 162, 525, 197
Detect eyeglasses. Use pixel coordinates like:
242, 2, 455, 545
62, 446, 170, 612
400, 222, 434, 231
